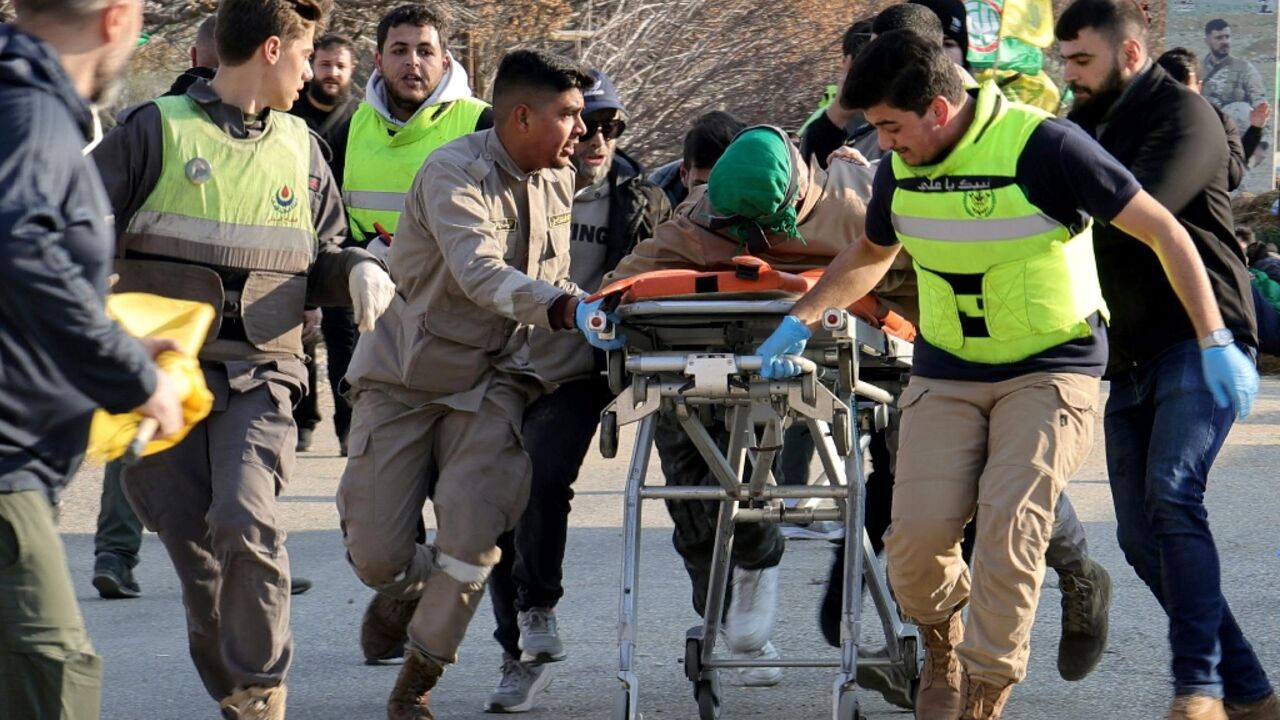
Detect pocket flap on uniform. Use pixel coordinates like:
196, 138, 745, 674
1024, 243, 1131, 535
421, 307, 506, 352
897, 383, 929, 409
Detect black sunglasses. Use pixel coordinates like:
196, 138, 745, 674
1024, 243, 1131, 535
583, 118, 626, 141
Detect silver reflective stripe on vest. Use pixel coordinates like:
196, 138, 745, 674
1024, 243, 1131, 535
343, 190, 407, 213
891, 212, 1061, 242
128, 210, 314, 272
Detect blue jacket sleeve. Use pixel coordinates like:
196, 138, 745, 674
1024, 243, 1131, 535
0, 116, 154, 413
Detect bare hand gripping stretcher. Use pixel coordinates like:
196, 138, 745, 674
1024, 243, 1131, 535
588, 257, 921, 720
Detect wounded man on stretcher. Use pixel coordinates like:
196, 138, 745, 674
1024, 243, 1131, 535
589, 124, 920, 704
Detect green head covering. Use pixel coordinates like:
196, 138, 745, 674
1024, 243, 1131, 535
706, 127, 803, 247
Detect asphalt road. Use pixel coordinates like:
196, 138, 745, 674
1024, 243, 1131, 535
53, 379, 1280, 719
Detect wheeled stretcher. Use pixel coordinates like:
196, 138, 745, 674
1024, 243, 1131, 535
589, 258, 922, 720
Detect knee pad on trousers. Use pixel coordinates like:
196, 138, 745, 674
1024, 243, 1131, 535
436, 550, 493, 594
349, 543, 435, 600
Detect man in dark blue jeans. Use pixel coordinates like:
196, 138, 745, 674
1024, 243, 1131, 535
1059, 2, 1276, 718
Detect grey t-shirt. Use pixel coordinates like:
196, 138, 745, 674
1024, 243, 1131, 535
530, 181, 612, 384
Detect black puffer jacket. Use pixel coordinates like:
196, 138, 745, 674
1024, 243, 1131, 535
0, 26, 155, 499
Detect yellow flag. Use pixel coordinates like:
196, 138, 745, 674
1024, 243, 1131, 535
999, 0, 1055, 48
86, 293, 216, 463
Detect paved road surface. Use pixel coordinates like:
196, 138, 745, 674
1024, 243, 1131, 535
54, 379, 1280, 719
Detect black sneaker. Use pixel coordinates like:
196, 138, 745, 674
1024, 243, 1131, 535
290, 576, 313, 595
92, 553, 141, 599
296, 428, 314, 452
1058, 559, 1112, 681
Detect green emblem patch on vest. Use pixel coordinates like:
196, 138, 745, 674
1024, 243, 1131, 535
963, 189, 996, 218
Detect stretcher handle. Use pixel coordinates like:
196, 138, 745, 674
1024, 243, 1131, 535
624, 353, 817, 375
123, 418, 158, 466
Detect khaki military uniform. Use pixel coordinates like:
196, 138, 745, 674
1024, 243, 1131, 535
338, 129, 579, 664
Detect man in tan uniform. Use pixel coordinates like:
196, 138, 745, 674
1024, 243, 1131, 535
336, 49, 602, 719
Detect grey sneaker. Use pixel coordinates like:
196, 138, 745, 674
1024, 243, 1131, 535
486, 655, 552, 713
517, 607, 565, 663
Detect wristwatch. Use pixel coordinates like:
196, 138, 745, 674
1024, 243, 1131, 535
1199, 328, 1234, 350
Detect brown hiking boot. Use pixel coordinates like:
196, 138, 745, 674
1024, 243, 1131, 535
362, 592, 419, 664
387, 650, 444, 720
915, 610, 964, 720
1169, 695, 1229, 720
1057, 559, 1112, 681
1226, 694, 1280, 720
220, 685, 287, 720
960, 673, 1013, 720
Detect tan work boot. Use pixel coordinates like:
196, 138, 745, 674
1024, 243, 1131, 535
1227, 693, 1280, 720
387, 649, 444, 720
960, 672, 1013, 720
361, 592, 420, 664
220, 685, 287, 720
915, 611, 964, 720
1169, 695, 1229, 720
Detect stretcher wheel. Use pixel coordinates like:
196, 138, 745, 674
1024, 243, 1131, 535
608, 351, 626, 395
684, 635, 702, 682
600, 411, 619, 459
611, 686, 631, 720
694, 677, 721, 720
837, 345, 855, 398
832, 407, 853, 457
836, 690, 862, 720
902, 636, 920, 680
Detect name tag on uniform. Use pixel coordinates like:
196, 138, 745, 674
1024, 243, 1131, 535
550, 212, 572, 227
491, 217, 517, 232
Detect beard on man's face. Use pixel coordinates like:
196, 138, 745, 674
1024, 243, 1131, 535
308, 79, 347, 106
1068, 63, 1125, 126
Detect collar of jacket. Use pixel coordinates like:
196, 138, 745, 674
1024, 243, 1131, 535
1099, 60, 1159, 129
486, 128, 550, 181
0, 25, 94, 140
184, 79, 275, 139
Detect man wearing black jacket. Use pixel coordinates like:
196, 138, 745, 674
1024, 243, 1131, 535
0, 2, 182, 717
1058, 2, 1275, 718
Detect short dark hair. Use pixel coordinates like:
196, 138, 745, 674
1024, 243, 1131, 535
682, 111, 747, 170
491, 49, 595, 117
15, 0, 115, 22
217, 0, 329, 66
377, 4, 450, 53
1055, 0, 1149, 45
195, 14, 217, 46
316, 33, 355, 56
841, 19, 875, 59
843, 30, 963, 114
1157, 47, 1199, 85
872, 4, 945, 45
1205, 18, 1230, 34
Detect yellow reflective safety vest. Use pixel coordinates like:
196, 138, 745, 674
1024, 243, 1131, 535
342, 96, 489, 242
119, 95, 316, 356
889, 82, 1108, 364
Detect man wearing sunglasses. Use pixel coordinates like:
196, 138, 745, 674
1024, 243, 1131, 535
484, 68, 670, 713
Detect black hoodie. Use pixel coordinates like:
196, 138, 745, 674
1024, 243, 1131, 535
0, 25, 155, 500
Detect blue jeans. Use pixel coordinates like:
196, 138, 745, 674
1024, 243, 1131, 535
1105, 340, 1272, 702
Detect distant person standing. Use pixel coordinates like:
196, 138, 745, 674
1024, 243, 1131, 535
1201, 19, 1270, 124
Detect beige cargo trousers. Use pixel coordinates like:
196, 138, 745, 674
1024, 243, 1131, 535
883, 371, 1099, 685
337, 375, 536, 664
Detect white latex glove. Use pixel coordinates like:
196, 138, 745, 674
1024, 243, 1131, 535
367, 236, 392, 263
348, 261, 395, 333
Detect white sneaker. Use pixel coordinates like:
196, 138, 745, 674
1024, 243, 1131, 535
735, 640, 783, 687
724, 566, 779, 653
485, 656, 552, 713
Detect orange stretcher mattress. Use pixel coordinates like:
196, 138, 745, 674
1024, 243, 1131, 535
591, 256, 917, 342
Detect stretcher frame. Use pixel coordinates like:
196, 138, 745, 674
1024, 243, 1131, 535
596, 299, 922, 720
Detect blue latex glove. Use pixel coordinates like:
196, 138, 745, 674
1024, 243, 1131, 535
575, 298, 627, 351
1201, 344, 1258, 419
756, 315, 813, 379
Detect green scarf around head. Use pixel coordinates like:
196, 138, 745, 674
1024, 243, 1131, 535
706, 127, 803, 244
